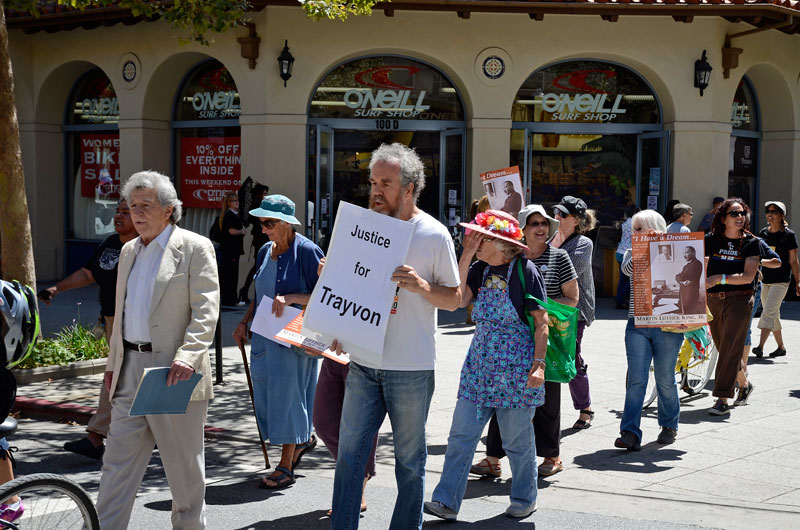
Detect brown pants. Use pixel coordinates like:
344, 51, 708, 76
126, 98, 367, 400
708, 294, 753, 399
86, 316, 114, 438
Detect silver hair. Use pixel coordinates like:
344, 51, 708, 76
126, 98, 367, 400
368, 143, 426, 200
492, 239, 524, 261
633, 209, 666, 232
122, 170, 182, 224
672, 203, 693, 218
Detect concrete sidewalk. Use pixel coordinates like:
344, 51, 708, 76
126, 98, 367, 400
12, 285, 800, 528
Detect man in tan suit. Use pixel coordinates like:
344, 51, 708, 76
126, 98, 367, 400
96, 170, 219, 529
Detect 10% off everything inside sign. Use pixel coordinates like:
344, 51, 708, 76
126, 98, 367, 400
302, 202, 414, 366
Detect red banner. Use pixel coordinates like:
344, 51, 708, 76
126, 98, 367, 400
80, 133, 120, 199
180, 137, 241, 208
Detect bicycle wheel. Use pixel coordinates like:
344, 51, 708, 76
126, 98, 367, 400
0, 473, 99, 529
642, 361, 657, 409
681, 343, 719, 395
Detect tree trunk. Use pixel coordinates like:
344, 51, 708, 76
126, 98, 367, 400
0, 2, 37, 289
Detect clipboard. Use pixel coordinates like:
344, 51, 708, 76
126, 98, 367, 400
129, 367, 202, 416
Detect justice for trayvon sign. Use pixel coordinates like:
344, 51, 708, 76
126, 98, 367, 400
302, 202, 415, 365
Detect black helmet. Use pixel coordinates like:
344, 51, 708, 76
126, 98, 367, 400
1, 279, 40, 368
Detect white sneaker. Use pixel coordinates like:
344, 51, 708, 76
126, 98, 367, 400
505, 502, 537, 518
423, 501, 457, 521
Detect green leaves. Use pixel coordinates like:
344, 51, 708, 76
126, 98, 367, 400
299, 0, 380, 21
17, 321, 108, 369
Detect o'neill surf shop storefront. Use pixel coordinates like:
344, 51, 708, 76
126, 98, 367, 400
510, 60, 665, 224
307, 56, 466, 250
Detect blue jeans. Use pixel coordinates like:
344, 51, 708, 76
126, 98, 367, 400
331, 362, 435, 530
745, 280, 762, 346
620, 319, 683, 441
432, 400, 537, 513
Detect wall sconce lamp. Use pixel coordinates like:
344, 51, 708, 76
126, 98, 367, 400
694, 50, 712, 96
277, 40, 294, 87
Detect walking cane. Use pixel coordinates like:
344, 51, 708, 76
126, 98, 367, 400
238, 342, 270, 469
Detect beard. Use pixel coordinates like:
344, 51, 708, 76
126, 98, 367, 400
369, 194, 402, 218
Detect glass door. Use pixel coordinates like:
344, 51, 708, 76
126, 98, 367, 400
636, 131, 670, 213
314, 125, 334, 249
510, 128, 533, 203
441, 129, 464, 237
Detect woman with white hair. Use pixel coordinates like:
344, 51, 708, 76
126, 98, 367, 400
615, 210, 685, 450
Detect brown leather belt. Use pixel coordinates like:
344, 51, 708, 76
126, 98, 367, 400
123, 339, 153, 352
707, 289, 754, 299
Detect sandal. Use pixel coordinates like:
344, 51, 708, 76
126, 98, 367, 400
469, 457, 501, 477
573, 409, 594, 430
259, 466, 295, 490
292, 434, 317, 469
538, 457, 563, 477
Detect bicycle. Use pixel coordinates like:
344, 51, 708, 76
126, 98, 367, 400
0, 417, 100, 530
642, 337, 719, 409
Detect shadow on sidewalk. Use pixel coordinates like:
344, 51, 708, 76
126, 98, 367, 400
572, 448, 686, 474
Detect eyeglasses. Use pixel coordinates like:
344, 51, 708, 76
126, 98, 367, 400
527, 220, 549, 228
260, 219, 279, 229
726, 211, 746, 218
553, 209, 565, 218
633, 226, 644, 232
765, 209, 781, 215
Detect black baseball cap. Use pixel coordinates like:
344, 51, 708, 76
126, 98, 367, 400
553, 196, 587, 218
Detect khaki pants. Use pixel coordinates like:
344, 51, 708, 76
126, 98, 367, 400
757, 282, 789, 331
96, 348, 208, 529
86, 316, 114, 438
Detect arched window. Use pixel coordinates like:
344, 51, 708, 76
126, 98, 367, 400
64, 68, 120, 242
173, 60, 241, 210
511, 60, 663, 221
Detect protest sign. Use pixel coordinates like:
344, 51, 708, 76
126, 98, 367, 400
275, 311, 350, 365
180, 137, 241, 208
480, 166, 524, 217
301, 201, 415, 365
631, 232, 707, 327
250, 295, 302, 348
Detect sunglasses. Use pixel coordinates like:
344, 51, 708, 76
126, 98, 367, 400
765, 209, 781, 215
260, 219, 279, 229
553, 209, 566, 218
527, 220, 550, 228
726, 210, 746, 218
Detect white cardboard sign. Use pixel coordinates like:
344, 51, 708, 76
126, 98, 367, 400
301, 202, 415, 365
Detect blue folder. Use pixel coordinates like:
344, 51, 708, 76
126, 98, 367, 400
129, 367, 202, 416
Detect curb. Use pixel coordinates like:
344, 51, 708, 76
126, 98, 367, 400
13, 359, 107, 385
11, 396, 254, 445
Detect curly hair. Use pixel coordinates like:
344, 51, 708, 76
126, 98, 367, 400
710, 198, 750, 236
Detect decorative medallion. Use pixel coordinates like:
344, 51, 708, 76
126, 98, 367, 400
482, 56, 505, 80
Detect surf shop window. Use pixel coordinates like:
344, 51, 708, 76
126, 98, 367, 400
65, 68, 120, 240
511, 60, 661, 224
728, 77, 760, 219
173, 60, 241, 234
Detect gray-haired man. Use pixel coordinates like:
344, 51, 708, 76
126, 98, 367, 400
96, 171, 219, 529
330, 143, 461, 530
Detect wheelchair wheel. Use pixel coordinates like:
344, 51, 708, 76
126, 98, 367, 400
0, 473, 99, 529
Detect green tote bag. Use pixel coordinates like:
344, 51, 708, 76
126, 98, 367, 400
517, 260, 579, 383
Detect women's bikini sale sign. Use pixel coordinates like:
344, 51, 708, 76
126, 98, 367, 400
302, 202, 415, 365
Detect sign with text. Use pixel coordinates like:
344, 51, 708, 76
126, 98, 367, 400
480, 166, 524, 218
632, 232, 707, 327
301, 202, 415, 365
275, 311, 350, 365
180, 137, 241, 208
80, 133, 120, 199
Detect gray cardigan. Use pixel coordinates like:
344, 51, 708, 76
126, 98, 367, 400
559, 234, 596, 325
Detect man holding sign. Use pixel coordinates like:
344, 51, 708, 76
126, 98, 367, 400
330, 143, 461, 530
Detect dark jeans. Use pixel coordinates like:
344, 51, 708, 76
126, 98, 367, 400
313, 358, 378, 478
219, 256, 240, 306
568, 321, 591, 410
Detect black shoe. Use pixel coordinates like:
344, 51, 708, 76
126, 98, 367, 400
64, 437, 105, 460
614, 430, 641, 451
709, 400, 731, 416
769, 347, 787, 358
733, 382, 754, 406
656, 427, 677, 445
751, 346, 763, 358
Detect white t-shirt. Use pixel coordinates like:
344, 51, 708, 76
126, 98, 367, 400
353, 210, 460, 371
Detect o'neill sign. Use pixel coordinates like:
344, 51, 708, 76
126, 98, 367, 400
344, 65, 430, 118
541, 93, 627, 122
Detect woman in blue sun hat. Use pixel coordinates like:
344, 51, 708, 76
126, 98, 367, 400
233, 195, 324, 490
